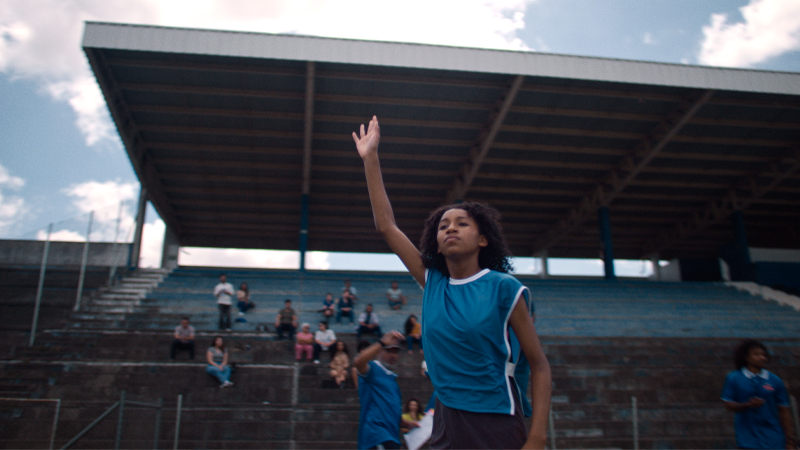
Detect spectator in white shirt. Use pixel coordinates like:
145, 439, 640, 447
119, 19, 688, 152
214, 274, 234, 331
313, 321, 337, 363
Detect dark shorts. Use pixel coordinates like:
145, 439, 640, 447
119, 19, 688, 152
430, 394, 526, 449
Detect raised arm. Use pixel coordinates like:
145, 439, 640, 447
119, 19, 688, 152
353, 116, 426, 286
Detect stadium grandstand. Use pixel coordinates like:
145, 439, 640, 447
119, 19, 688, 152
1, 21, 799, 448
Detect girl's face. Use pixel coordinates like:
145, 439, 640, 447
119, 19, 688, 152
408, 400, 419, 413
409, 316, 417, 324
437, 208, 487, 257
337, 341, 345, 351
215, 337, 223, 347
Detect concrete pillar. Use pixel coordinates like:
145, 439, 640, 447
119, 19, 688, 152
538, 250, 549, 279
298, 194, 309, 271
161, 224, 179, 270
649, 253, 661, 281
731, 210, 751, 264
598, 206, 616, 280
129, 187, 147, 269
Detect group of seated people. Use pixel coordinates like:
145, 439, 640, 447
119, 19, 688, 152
170, 317, 234, 388
171, 277, 421, 388
171, 313, 423, 389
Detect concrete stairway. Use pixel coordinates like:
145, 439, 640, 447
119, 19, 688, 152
70, 268, 171, 329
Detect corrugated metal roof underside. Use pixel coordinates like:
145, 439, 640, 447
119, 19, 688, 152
84, 23, 800, 260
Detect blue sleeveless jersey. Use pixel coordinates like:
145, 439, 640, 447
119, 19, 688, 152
357, 360, 402, 449
422, 268, 533, 416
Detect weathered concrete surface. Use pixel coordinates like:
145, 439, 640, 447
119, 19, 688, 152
0, 240, 130, 267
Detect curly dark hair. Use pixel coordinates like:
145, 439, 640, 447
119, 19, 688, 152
419, 202, 513, 277
733, 339, 768, 369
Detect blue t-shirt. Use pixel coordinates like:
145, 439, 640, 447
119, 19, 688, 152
422, 268, 533, 416
357, 360, 401, 449
721, 368, 789, 449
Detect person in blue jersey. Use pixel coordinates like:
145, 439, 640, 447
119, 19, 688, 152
721, 339, 796, 449
354, 330, 419, 449
353, 116, 552, 449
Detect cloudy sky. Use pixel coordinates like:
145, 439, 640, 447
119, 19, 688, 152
1, 0, 799, 273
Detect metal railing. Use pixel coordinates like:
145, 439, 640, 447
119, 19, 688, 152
60, 391, 165, 450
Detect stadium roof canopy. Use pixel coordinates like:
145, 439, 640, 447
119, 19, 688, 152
82, 22, 800, 260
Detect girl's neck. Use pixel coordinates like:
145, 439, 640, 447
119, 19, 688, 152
445, 257, 483, 280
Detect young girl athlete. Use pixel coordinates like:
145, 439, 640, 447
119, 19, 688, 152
353, 116, 552, 449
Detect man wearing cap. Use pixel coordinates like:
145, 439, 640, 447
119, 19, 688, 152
354, 330, 418, 449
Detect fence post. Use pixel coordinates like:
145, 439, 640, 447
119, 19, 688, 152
30, 223, 52, 346
173, 394, 182, 450
74, 211, 93, 312
115, 390, 125, 450
548, 405, 556, 450
50, 398, 61, 450
791, 396, 800, 443
153, 397, 162, 450
632, 396, 639, 450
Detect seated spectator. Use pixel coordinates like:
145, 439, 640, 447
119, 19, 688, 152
320, 293, 336, 321
386, 281, 407, 310
336, 291, 355, 323
356, 304, 382, 340
313, 321, 337, 364
401, 398, 423, 434
328, 341, 351, 388
236, 282, 255, 320
206, 336, 233, 387
343, 279, 358, 302
275, 299, 297, 340
351, 340, 372, 389
295, 323, 314, 362
404, 314, 422, 354
171, 317, 195, 360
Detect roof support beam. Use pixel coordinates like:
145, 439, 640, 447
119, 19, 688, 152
299, 61, 315, 270
302, 61, 316, 196
645, 147, 800, 256
446, 75, 524, 204
532, 89, 714, 255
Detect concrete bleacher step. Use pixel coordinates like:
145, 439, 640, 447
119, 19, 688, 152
6, 266, 800, 449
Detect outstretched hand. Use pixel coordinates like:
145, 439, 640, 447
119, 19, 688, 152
353, 115, 380, 159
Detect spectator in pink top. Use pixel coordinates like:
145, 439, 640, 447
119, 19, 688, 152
295, 323, 314, 362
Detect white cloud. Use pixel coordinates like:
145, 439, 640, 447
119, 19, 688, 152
139, 218, 165, 268
1, 0, 534, 149
642, 32, 655, 45
698, 0, 800, 67
36, 228, 85, 242
305, 251, 331, 270
0, 163, 27, 234
61, 179, 138, 241
179, 246, 300, 269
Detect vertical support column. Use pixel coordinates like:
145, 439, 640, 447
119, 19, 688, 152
649, 253, 661, 281
130, 187, 148, 269
299, 194, 309, 271
731, 210, 751, 264
598, 206, 616, 280
161, 225, 180, 270
299, 61, 315, 271
538, 250, 549, 279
